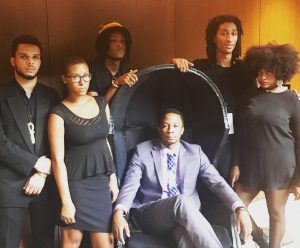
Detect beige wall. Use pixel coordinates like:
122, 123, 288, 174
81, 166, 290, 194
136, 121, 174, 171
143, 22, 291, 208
0, 0, 299, 92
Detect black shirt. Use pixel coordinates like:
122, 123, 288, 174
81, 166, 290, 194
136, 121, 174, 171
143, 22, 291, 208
16, 82, 37, 150
88, 59, 129, 98
193, 59, 253, 113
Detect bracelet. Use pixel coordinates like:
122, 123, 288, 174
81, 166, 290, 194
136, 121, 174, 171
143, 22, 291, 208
235, 206, 249, 214
114, 209, 127, 218
121, 210, 127, 218
111, 77, 119, 88
36, 171, 47, 179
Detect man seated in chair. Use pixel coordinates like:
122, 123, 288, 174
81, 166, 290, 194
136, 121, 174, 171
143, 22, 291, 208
113, 108, 252, 247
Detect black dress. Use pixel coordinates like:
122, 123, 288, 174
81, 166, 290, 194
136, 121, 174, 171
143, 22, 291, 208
235, 89, 300, 190
51, 96, 115, 232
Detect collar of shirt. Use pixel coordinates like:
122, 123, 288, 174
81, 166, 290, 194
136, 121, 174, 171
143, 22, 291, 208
15, 81, 36, 100
161, 142, 180, 158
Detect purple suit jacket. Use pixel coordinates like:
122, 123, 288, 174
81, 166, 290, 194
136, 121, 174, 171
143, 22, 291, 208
116, 139, 240, 212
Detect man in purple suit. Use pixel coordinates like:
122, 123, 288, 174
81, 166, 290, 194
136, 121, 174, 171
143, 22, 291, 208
113, 108, 252, 247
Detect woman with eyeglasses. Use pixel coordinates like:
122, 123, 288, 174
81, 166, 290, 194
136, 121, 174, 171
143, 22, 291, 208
48, 56, 118, 247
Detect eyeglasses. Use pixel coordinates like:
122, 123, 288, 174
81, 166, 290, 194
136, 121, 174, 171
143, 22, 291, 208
65, 74, 92, 83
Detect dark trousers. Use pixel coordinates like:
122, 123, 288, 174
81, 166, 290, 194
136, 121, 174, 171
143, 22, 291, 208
0, 198, 55, 248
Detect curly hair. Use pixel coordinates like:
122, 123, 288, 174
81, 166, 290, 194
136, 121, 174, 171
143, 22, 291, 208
244, 43, 300, 82
206, 15, 243, 64
94, 23, 131, 64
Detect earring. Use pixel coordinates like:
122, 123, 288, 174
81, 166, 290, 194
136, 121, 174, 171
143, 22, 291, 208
277, 80, 283, 87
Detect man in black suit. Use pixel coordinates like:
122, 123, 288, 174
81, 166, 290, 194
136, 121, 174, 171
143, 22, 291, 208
0, 35, 60, 248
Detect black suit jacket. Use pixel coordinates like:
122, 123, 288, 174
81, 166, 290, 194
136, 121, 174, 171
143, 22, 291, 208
0, 80, 60, 207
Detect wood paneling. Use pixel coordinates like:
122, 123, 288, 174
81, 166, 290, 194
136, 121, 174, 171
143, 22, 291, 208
0, 0, 50, 85
0, 1, 300, 247
175, 0, 261, 60
260, 0, 300, 90
0, 0, 299, 90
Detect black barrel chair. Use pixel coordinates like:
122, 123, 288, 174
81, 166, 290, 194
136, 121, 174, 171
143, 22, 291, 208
110, 65, 242, 248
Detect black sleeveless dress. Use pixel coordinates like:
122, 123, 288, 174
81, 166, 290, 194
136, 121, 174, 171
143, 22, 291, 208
51, 96, 115, 232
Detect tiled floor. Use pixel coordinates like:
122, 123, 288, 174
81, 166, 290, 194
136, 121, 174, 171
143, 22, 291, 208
242, 194, 300, 248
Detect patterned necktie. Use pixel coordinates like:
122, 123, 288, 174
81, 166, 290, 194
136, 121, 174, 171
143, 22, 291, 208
167, 153, 180, 197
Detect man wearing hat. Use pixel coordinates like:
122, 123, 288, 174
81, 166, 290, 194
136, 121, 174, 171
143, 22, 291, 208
88, 21, 138, 102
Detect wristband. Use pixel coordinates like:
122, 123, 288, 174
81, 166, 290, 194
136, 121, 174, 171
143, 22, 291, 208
112, 77, 119, 88
122, 210, 127, 217
36, 171, 47, 179
235, 206, 249, 214
114, 208, 127, 217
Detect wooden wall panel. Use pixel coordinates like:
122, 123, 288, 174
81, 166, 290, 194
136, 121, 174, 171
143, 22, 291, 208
260, 0, 300, 90
175, 0, 261, 61
0, 0, 50, 85
46, 0, 175, 92
1, 1, 300, 90
0, 1, 300, 247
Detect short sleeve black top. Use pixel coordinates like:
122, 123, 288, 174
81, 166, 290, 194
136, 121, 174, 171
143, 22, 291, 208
51, 96, 115, 180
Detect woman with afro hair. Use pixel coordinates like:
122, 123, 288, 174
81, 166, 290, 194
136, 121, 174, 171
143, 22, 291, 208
231, 43, 300, 248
